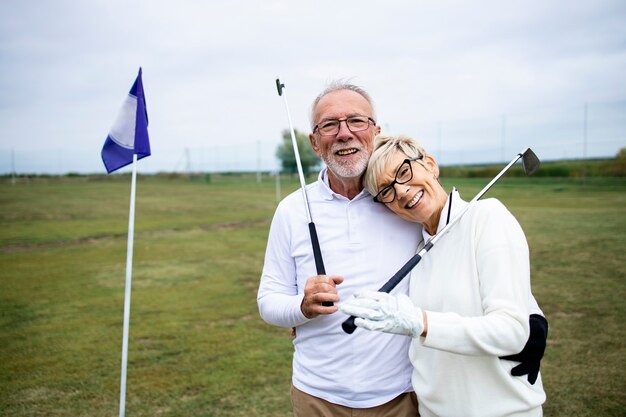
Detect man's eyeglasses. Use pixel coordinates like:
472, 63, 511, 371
313, 116, 376, 136
373, 156, 424, 203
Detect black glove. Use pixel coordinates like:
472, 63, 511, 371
500, 314, 548, 384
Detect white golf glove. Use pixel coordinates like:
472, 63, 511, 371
339, 291, 424, 338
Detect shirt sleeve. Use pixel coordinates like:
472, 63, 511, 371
257, 202, 310, 328
422, 200, 531, 356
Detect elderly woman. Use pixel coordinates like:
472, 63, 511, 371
340, 135, 546, 417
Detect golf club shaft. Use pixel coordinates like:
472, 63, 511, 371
465, 150, 527, 206
428, 150, 526, 249
276, 79, 331, 306
342, 149, 532, 333
278, 85, 312, 222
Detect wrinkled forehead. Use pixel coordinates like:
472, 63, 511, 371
312, 90, 374, 124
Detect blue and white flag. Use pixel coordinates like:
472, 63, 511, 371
101, 68, 151, 173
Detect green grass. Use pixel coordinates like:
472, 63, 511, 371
1, 175, 625, 416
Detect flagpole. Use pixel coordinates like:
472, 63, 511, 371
119, 153, 138, 417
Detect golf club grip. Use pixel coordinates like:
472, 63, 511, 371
342, 253, 423, 334
308, 222, 333, 307
379, 252, 423, 293
342, 316, 358, 334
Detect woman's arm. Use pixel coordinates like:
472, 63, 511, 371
422, 199, 531, 356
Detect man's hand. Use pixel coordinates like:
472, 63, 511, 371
500, 314, 548, 384
339, 291, 424, 337
301, 275, 344, 318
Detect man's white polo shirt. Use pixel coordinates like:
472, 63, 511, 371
258, 169, 421, 408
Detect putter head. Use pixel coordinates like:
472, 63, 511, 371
521, 148, 540, 176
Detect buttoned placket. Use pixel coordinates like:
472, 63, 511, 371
346, 199, 359, 244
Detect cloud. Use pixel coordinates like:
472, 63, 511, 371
0, 0, 624, 172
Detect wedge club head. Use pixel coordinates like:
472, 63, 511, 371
521, 148, 540, 176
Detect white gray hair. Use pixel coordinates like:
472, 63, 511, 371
310, 79, 376, 130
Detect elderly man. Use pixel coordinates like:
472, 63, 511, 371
257, 81, 547, 416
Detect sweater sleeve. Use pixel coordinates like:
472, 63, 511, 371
529, 292, 544, 316
257, 202, 311, 328
422, 199, 530, 356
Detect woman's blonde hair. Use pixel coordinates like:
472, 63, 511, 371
363, 134, 430, 196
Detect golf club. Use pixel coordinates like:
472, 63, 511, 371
342, 148, 540, 333
276, 78, 332, 307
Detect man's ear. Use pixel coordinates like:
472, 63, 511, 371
309, 133, 321, 156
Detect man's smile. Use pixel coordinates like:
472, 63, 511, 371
335, 148, 359, 156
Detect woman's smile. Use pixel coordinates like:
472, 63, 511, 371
406, 190, 424, 209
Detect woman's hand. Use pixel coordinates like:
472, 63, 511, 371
340, 291, 426, 337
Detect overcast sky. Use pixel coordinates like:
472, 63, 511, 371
1, 0, 625, 173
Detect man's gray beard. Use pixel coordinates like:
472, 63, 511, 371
324, 152, 369, 180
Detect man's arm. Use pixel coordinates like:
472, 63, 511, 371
258, 274, 343, 326
257, 201, 342, 327
257, 203, 308, 327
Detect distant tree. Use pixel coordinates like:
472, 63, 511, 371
275, 129, 321, 175
614, 147, 626, 176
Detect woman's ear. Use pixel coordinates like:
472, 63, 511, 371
423, 155, 440, 179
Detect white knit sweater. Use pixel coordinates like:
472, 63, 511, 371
410, 192, 546, 417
